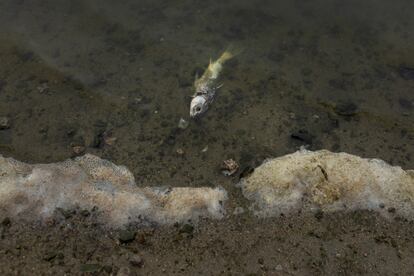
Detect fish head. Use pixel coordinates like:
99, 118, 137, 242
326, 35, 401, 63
190, 96, 208, 118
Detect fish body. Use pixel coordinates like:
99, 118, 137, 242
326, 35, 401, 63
190, 49, 237, 118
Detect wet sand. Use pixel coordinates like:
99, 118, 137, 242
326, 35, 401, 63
0, 0, 413, 274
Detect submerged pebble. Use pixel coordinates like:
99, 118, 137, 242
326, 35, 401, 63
0, 117, 10, 130
119, 230, 136, 243
334, 102, 358, 116
221, 159, 239, 176
178, 118, 189, 129
399, 66, 414, 80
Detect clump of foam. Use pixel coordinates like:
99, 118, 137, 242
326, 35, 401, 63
238, 149, 414, 218
0, 154, 227, 226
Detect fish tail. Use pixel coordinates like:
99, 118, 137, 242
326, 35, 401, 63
217, 45, 243, 64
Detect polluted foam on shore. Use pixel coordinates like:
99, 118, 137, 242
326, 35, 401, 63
1, 150, 414, 227
0, 154, 227, 226
238, 149, 414, 218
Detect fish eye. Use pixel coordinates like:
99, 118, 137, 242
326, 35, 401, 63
196, 107, 201, 112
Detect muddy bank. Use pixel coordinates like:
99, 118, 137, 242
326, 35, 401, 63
1, 211, 414, 275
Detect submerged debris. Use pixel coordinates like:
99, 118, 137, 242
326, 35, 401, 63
221, 159, 239, 176
177, 118, 189, 129
399, 65, 414, 80
72, 145, 86, 155
0, 117, 10, 130
334, 102, 359, 116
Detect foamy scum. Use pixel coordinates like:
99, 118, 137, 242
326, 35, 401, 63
0, 154, 227, 226
1, 150, 414, 226
238, 149, 414, 218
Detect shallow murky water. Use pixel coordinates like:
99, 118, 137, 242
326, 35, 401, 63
1, 0, 414, 274
1, 0, 413, 190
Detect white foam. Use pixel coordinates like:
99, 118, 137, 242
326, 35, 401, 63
0, 154, 227, 226
238, 149, 414, 218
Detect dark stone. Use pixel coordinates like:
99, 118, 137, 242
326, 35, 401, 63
398, 66, 414, 80
388, 207, 396, 213
119, 230, 136, 243
399, 98, 413, 110
179, 224, 194, 235
80, 209, 90, 217
291, 129, 314, 145
1, 217, 11, 227
57, 208, 75, 219
314, 210, 324, 220
0, 117, 10, 130
103, 265, 113, 274
165, 134, 176, 146
129, 254, 143, 267
92, 130, 111, 148
43, 251, 57, 261
334, 102, 358, 116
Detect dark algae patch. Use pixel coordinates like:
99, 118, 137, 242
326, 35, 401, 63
0, 0, 414, 275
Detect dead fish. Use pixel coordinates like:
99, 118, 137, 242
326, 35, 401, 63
190, 47, 240, 118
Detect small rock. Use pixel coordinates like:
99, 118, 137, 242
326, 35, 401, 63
178, 118, 189, 129
119, 230, 136, 243
103, 265, 113, 274
103, 130, 117, 146
314, 210, 324, 220
165, 135, 176, 145
72, 145, 85, 155
37, 82, 50, 93
334, 102, 358, 116
291, 130, 314, 145
201, 145, 208, 153
221, 159, 239, 176
399, 98, 413, 110
80, 209, 90, 217
179, 224, 194, 235
176, 148, 184, 155
93, 130, 116, 148
43, 251, 57, 262
388, 207, 396, 213
399, 66, 414, 80
0, 117, 10, 130
233, 207, 245, 215
1, 217, 11, 227
57, 208, 75, 219
129, 254, 143, 267
275, 264, 283, 271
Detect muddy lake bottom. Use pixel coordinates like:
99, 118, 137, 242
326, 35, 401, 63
1, 211, 414, 275
0, 0, 414, 274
